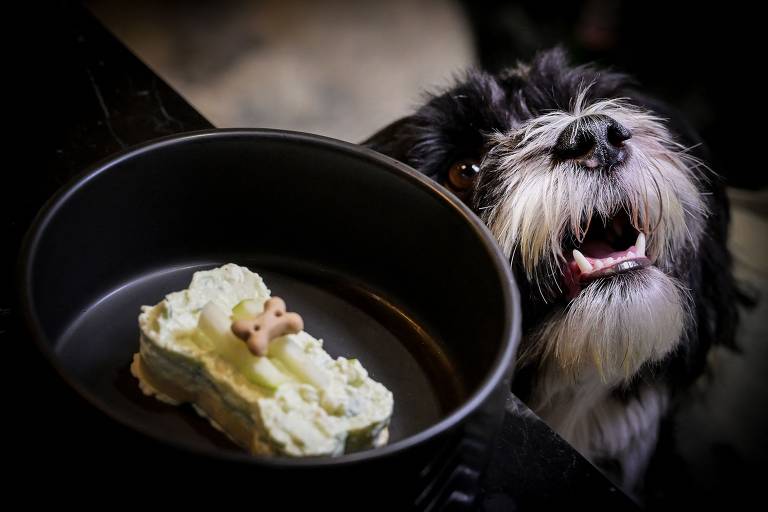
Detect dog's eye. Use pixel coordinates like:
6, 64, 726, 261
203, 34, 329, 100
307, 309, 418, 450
445, 160, 480, 194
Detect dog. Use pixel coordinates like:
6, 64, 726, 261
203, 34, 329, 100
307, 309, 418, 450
364, 48, 738, 495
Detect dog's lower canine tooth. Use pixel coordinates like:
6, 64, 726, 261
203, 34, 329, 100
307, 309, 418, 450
636, 232, 646, 257
573, 249, 593, 273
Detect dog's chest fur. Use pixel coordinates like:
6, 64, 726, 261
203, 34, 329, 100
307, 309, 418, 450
531, 363, 669, 489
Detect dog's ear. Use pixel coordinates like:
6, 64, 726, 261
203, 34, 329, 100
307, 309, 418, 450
362, 116, 419, 164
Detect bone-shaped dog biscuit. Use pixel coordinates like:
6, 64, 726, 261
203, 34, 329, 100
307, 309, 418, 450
231, 297, 304, 356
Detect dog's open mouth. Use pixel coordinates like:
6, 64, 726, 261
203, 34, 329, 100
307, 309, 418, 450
564, 211, 651, 296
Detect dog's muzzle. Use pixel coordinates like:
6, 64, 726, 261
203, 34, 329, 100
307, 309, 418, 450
550, 116, 651, 297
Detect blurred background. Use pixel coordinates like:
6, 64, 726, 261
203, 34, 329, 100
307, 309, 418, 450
85, 0, 765, 505
88, 0, 474, 143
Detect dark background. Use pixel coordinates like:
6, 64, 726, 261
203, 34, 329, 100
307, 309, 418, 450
461, 0, 763, 190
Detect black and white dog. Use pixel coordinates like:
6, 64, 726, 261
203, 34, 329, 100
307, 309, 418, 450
365, 48, 738, 493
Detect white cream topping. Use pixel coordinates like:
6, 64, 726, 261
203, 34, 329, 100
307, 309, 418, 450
137, 264, 394, 457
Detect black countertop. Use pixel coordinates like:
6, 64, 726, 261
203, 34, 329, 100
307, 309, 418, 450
5, 4, 636, 509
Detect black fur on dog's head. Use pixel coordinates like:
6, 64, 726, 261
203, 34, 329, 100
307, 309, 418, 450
365, 48, 738, 400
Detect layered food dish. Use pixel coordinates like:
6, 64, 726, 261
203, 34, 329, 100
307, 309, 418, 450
131, 263, 394, 456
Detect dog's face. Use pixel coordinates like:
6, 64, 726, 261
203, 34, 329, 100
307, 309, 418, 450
366, 49, 719, 385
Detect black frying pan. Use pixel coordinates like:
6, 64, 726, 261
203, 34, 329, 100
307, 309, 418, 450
18, 129, 520, 506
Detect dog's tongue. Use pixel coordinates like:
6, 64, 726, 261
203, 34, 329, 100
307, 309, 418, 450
564, 232, 648, 298
564, 240, 625, 298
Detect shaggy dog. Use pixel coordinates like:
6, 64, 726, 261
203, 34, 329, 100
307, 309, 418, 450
364, 48, 738, 494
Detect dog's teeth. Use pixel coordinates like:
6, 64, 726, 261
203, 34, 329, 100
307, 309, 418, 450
606, 257, 615, 264
573, 250, 593, 273
635, 232, 646, 257
627, 251, 635, 259
594, 260, 604, 270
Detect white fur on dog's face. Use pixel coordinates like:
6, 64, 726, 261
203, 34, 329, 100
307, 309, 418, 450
478, 91, 707, 381
525, 267, 691, 381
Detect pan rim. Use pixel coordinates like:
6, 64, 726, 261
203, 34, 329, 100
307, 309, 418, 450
17, 128, 521, 467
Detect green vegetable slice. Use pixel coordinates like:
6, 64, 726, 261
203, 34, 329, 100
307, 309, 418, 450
231, 299, 263, 321
197, 301, 292, 388
269, 336, 330, 391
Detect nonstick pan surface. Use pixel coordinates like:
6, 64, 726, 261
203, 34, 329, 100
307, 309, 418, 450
19, 129, 520, 467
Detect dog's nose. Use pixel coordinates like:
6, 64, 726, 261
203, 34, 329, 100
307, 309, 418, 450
553, 115, 631, 169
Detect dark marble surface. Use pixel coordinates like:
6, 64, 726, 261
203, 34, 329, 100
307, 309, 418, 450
479, 396, 637, 510
6, 4, 637, 509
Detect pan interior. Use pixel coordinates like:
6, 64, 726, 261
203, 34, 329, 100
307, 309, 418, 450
55, 259, 465, 455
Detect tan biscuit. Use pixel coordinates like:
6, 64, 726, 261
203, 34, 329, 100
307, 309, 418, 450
231, 297, 304, 356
